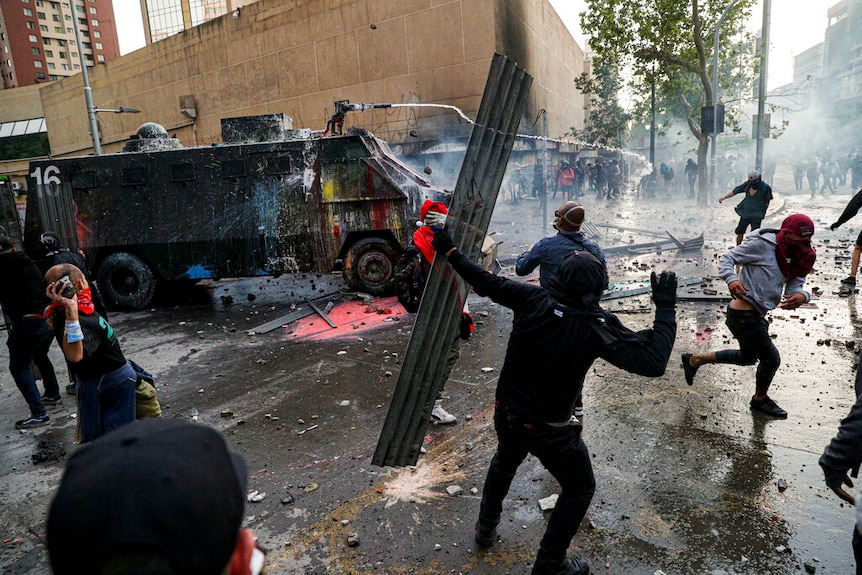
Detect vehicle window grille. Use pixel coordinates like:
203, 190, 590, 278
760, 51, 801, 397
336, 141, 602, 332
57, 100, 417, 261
121, 167, 147, 186
170, 163, 196, 182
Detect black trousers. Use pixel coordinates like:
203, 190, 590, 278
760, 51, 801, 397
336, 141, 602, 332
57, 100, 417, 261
478, 408, 595, 563
715, 307, 781, 392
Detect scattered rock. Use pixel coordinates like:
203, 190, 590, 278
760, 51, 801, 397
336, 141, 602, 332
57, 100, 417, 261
446, 485, 463, 497
804, 562, 816, 574
538, 493, 559, 511
247, 490, 266, 502
777, 478, 788, 492
346, 532, 360, 547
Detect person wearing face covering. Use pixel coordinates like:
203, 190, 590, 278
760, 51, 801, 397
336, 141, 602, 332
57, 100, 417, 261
681, 214, 816, 419
515, 201, 606, 288
516, 200, 606, 417
431, 228, 677, 575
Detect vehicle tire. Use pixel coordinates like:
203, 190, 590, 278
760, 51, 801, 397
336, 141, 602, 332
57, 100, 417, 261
342, 238, 399, 295
97, 252, 157, 310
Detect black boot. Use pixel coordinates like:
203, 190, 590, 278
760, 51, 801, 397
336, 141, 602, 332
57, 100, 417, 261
531, 556, 590, 575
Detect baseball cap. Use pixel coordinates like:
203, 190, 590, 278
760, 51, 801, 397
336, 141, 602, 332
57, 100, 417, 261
47, 419, 248, 575
780, 213, 815, 238
748, 170, 761, 180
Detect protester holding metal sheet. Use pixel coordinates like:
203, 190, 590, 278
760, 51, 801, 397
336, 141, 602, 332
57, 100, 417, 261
431, 228, 677, 575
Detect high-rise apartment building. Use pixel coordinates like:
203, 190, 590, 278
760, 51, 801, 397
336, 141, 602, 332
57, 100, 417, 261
0, 0, 119, 89
140, 0, 241, 43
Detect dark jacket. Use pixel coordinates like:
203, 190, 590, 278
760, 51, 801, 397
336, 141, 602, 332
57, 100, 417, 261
515, 231, 606, 288
731, 180, 773, 219
446, 250, 676, 423
819, 392, 862, 530
832, 189, 862, 229
0, 252, 51, 321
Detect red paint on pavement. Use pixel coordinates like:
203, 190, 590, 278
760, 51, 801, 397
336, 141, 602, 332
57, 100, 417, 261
282, 296, 411, 341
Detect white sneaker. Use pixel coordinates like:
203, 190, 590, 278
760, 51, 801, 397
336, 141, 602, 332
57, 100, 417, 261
573, 406, 584, 417
431, 400, 457, 424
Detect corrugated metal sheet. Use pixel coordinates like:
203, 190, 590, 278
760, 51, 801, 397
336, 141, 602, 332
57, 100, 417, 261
373, 54, 533, 468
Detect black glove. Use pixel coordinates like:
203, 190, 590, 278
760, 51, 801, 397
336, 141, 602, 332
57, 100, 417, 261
650, 270, 677, 309
831, 222, 839, 231
459, 312, 474, 340
432, 228, 456, 254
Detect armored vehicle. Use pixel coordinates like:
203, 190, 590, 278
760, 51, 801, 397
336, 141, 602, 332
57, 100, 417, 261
25, 113, 449, 309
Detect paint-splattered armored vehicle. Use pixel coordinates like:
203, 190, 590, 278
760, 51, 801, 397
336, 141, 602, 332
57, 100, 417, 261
25, 114, 449, 309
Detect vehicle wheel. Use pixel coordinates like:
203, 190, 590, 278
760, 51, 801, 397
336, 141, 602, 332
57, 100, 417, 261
342, 238, 399, 295
97, 252, 157, 310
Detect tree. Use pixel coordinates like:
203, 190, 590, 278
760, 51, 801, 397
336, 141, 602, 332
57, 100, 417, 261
581, 0, 756, 204
571, 57, 630, 150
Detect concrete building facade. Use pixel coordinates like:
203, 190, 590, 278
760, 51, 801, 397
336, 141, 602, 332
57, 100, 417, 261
35, 0, 586, 161
0, 0, 119, 88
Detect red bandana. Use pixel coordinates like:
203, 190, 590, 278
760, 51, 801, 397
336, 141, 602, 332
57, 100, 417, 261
775, 214, 816, 278
46, 286, 96, 317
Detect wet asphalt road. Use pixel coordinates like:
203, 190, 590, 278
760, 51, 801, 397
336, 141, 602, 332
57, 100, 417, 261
1, 168, 860, 575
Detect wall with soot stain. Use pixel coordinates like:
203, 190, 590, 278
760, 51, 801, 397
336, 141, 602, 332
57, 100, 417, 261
35, 0, 587, 157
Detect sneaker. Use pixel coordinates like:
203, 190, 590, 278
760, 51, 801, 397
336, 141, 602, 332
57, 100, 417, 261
842, 276, 857, 286
474, 521, 497, 547
531, 556, 590, 575
681, 353, 698, 386
573, 405, 585, 417
431, 400, 457, 425
15, 414, 50, 429
65, 383, 77, 395
750, 396, 788, 419
40, 395, 62, 406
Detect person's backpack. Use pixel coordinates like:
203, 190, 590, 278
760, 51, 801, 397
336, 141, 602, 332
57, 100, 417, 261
394, 243, 431, 313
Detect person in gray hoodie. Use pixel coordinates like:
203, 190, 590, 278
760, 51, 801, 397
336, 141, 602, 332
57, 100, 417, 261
680, 214, 816, 419
819, 388, 862, 575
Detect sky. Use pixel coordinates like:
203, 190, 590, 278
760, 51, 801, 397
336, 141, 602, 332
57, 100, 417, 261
113, 0, 836, 92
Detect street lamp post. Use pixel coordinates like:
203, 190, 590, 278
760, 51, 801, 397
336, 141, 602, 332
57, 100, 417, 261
69, 2, 138, 155
710, 0, 744, 200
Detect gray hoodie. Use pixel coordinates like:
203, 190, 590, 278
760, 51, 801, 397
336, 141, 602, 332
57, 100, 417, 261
717, 228, 810, 316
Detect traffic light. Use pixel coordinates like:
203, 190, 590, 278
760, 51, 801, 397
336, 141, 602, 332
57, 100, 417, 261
701, 105, 725, 134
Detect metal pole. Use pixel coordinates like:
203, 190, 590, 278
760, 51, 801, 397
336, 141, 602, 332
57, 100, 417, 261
542, 109, 548, 233
69, 0, 101, 155
711, 0, 744, 200
755, 0, 771, 172
649, 73, 656, 167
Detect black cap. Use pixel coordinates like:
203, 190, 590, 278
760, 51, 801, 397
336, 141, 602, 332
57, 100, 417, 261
0, 236, 13, 252
47, 419, 248, 575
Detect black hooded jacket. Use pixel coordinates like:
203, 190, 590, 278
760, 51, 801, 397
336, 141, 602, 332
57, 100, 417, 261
0, 252, 51, 321
444, 250, 676, 423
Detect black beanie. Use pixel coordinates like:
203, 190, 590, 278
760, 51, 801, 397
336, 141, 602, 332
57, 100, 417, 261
547, 251, 608, 307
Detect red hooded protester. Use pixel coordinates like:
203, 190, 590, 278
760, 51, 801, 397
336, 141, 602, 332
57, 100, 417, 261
679, 213, 815, 420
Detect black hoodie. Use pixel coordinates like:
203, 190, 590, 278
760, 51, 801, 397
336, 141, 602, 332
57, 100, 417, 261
0, 252, 51, 321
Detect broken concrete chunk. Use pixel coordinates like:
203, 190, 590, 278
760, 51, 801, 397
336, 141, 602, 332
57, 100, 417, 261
446, 485, 463, 497
346, 532, 360, 547
538, 493, 559, 511
481, 367, 496, 373
777, 478, 788, 492
247, 490, 266, 502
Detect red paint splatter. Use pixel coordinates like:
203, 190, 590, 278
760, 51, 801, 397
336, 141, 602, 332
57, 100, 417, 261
283, 296, 411, 341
